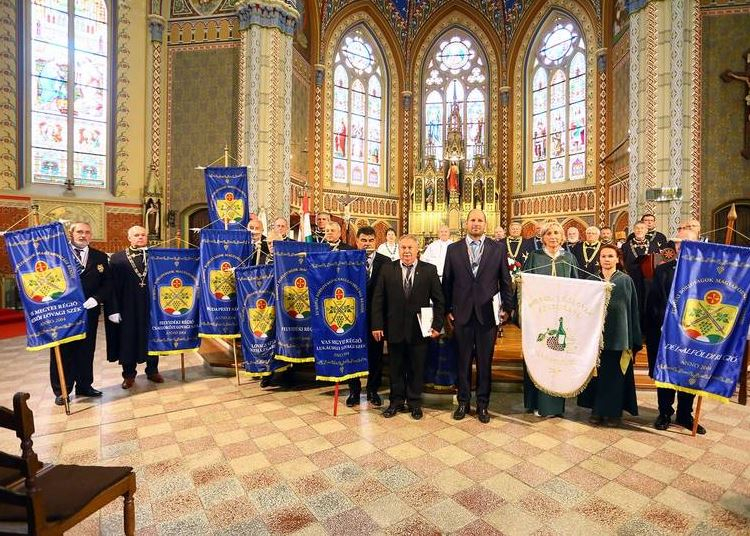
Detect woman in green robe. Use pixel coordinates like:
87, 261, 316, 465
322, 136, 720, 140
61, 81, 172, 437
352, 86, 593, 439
577, 244, 641, 425
522, 222, 579, 417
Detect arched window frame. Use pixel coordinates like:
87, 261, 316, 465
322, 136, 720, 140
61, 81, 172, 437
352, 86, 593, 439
525, 14, 587, 187
421, 28, 489, 168
330, 25, 388, 191
22, 0, 115, 191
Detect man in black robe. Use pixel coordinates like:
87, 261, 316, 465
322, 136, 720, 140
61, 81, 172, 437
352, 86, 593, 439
248, 219, 270, 265
626, 213, 667, 249
645, 228, 706, 434
50, 221, 111, 406
107, 225, 162, 388
622, 221, 660, 326
573, 226, 602, 280
313, 212, 331, 243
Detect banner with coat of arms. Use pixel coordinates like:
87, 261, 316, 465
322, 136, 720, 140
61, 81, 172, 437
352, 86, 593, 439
273, 240, 329, 363
198, 229, 250, 338
3, 222, 87, 351
147, 248, 201, 355
205, 167, 250, 230
235, 265, 289, 377
520, 273, 609, 397
305, 250, 369, 382
654, 241, 750, 401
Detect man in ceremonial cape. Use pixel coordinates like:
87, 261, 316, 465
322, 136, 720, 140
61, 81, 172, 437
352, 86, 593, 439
443, 209, 514, 423
347, 226, 390, 407
573, 226, 602, 280
325, 221, 355, 251
627, 213, 667, 249
248, 219, 271, 266
313, 212, 331, 243
107, 226, 163, 388
49, 222, 111, 405
645, 228, 706, 434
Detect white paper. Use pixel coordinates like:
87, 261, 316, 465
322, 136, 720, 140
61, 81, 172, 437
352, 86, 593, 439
493, 291, 503, 326
418, 307, 434, 337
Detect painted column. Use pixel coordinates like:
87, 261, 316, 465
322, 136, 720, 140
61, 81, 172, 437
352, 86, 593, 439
236, 0, 299, 221
627, 0, 698, 236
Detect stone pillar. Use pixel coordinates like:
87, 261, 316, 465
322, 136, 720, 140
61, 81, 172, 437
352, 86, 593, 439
146, 13, 165, 238
236, 0, 299, 221
627, 0, 698, 236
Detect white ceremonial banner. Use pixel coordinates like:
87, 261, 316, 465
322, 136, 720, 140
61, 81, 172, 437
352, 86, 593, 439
520, 273, 609, 397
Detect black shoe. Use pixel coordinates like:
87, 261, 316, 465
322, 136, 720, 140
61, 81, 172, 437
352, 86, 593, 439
606, 417, 622, 428
411, 407, 423, 420
54, 395, 69, 406
76, 387, 103, 397
259, 376, 273, 388
589, 414, 603, 425
453, 403, 469, 420
383, 404, 405, 418
654, 414, 671, 431
477, 406, 490, 424
367, 392, 382, 407
346, 393, 360, 407
676, 417, 706, 435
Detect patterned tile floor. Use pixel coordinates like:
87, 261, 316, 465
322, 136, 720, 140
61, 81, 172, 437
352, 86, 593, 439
1, 330, 749, 535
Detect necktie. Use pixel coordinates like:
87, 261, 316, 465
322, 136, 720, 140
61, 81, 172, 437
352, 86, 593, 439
403, 264, 413, 297
74, 248, 84, 272
367, 255, 373, 280
470, 240, 480, 276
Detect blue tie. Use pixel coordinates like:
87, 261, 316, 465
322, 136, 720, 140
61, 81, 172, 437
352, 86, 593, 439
470, 240, 480, 276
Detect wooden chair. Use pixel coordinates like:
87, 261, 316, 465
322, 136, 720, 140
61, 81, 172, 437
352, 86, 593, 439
0, 393, 136, 535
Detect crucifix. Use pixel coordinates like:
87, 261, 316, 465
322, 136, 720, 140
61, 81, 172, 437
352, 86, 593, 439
720, 50, 750, 159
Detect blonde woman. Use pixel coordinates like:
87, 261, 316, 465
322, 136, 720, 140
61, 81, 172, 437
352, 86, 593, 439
522, 221, 579, 417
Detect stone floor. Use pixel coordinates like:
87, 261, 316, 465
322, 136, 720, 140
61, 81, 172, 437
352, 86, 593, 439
1, 330, 749, 535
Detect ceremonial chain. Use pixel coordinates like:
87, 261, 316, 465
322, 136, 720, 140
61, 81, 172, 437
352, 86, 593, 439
385, 242, 397, 257
582, 242, 600, 265
629, 239, 648, 258
506, 237, 522, 260
126, 247, 148, 288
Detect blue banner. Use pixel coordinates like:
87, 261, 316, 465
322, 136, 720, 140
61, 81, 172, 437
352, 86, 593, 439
3, 222, 87, 351
273, 240, 329, 363
205, 167, 249, 230
654, 241, 750, 401
425, 336, 459, 390
305, 249, 369, 382
198, 229, 250, 338
235, 265, 288, 377
147, 248, 201, 355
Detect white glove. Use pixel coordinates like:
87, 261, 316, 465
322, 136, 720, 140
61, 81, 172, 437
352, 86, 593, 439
83, 297, 98, 310
108, 313, 122, 324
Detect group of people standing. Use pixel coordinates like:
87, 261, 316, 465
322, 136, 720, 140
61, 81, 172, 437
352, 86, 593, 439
50, 212, 707, 435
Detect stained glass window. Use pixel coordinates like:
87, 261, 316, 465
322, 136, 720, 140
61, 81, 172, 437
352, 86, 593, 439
528, 18, 586, 185
331, 26, 387, 189
422, 30, 488, 166
29, 0, 109, 188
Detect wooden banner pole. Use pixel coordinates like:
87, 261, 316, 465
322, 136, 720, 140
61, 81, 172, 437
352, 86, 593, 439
333, 383, 340, 417
180, 352, 185, 382
53, 346, 70, 415
692, 396, 703, 437
232, 340, 240, 386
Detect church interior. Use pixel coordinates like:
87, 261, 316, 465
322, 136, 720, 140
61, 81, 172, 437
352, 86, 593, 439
1, 0, 750, 534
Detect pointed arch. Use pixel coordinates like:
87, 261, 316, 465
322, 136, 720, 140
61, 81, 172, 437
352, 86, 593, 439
322, 13, 401, 198
410, 13, 502, 180
509, 1, 599, 196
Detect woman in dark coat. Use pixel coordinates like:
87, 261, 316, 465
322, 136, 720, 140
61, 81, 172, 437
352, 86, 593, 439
578, 244, 641, 426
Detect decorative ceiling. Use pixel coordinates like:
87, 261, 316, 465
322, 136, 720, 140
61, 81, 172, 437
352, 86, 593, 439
321, 0, 603, 51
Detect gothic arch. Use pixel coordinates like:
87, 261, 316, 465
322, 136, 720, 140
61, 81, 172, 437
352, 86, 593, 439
410, 12, 502, 184
508, 0, 599, 196
322, 12, 402, 201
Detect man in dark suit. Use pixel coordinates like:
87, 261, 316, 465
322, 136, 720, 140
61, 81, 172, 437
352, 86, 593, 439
372, 234, 444, 420
273, 217, 295, 241
645, 228, 706, 434
248, 218, 271, 265
50, 222, 111, 406
313, 212, 331, 243
347, 226, 390, 407
325, 221, 355, 250
442, 209, 514, 423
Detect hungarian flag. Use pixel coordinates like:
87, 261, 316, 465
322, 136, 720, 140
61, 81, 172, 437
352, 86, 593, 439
300, 194, 313, 242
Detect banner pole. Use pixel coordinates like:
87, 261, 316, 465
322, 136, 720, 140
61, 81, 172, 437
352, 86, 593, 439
181, 353, 185, 382
333, 382, 339, 416
53, 346, 70, 415
692, 396, 703, 437
232, 340, 240, 386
